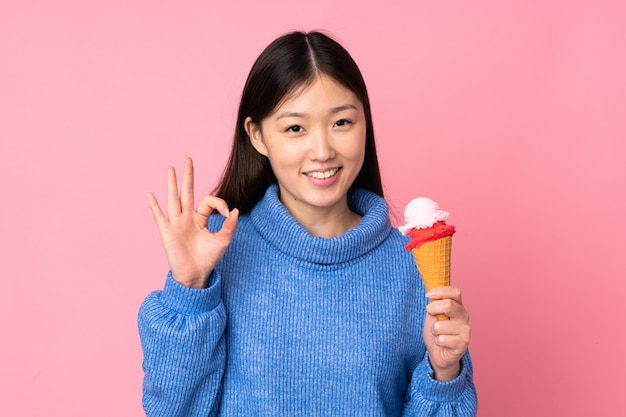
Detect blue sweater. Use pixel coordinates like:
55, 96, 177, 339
139, 185, 477, 416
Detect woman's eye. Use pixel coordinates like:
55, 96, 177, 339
286, 125, 304, 133
334, 119, 352, 127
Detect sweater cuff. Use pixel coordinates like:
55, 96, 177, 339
415, 350, 472, 401
159, 270, 222, 315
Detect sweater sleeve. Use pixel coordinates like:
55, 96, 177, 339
138, 271, 226, 417
401, 350, 478, 417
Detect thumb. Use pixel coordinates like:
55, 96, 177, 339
217, 208, 239, 239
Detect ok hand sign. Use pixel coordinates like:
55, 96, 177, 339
147, 157, 238, 289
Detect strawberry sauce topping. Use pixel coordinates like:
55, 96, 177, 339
404, 221, 456, 251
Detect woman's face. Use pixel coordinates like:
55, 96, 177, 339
246, 74, 366, 220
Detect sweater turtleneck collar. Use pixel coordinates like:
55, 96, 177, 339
250, 184, 392, 265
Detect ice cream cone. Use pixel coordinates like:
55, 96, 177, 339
411, 236, 452, 321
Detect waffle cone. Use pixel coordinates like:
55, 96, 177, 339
411, 236, 452, 320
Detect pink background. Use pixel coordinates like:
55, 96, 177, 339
1, 1, 625, 416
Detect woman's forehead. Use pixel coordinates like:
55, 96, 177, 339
270, 74, 361, 117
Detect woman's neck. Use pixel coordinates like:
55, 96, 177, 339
280, 196, 362, 238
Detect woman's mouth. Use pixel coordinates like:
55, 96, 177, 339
304, 168, 340, 179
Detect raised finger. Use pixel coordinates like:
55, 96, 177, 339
167, 166, 181, 218
180, 156, 195, 212
147, 191, 168, 230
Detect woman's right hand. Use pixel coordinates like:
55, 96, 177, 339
147, 156, 239, 289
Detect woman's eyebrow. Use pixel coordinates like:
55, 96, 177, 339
276, 104, 357, 120
276, 111, 307, 120
330, 104, 358, 114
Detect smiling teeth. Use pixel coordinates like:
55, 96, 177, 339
307, 168, 338, 179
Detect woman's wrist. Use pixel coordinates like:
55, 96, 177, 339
432, 360, 461, 382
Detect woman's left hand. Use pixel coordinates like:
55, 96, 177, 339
422, 286, 471, 382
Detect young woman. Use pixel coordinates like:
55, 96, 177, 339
139, 31, 477, 416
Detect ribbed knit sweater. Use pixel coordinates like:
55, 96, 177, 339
138, 185, 477, 416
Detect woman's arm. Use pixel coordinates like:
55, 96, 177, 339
402, 286, 478, 416
139, 271, 226, 417
139, 156, 239, 416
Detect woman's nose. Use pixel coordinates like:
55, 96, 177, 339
309, 129, 335, 161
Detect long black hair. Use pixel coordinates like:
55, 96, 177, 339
214, 30, 383, 213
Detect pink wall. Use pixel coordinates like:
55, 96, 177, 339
1, 1, 624, 416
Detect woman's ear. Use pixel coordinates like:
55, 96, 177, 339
245, 117, 268, 157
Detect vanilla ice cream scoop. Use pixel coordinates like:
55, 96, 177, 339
398, 197, 449, 236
